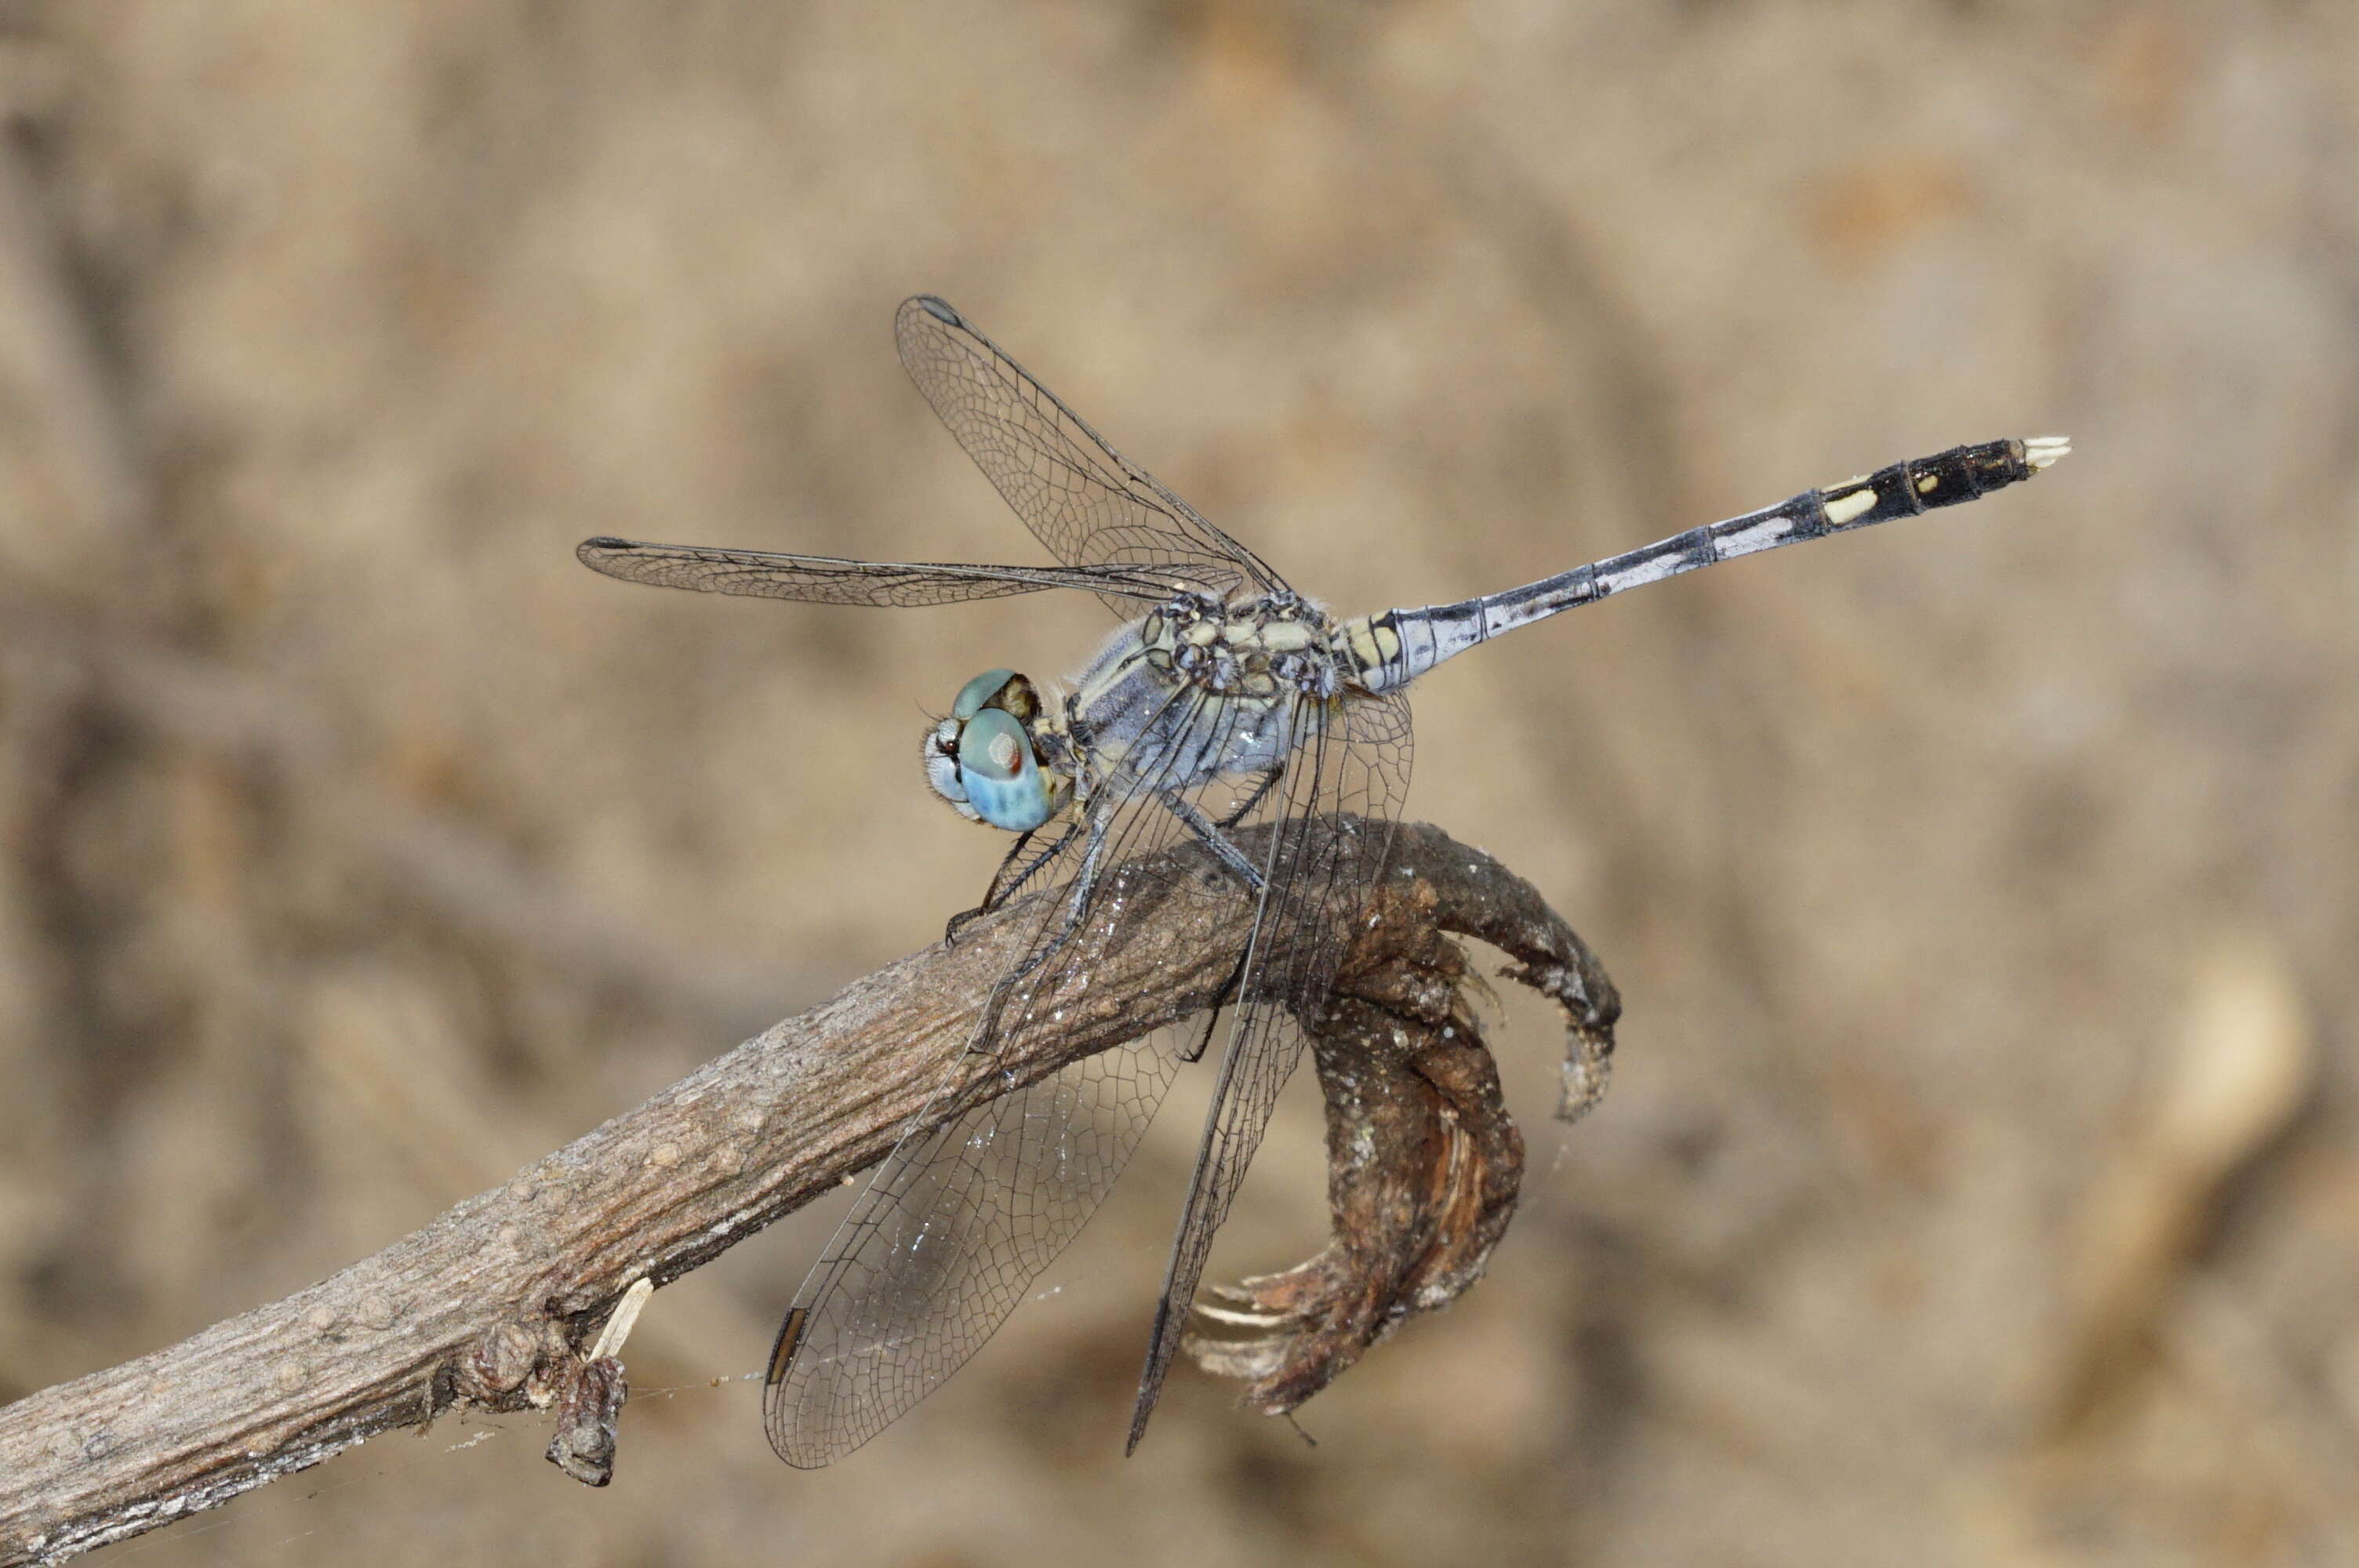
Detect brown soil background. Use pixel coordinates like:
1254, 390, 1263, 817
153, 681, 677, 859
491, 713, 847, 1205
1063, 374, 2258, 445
2, 4, 2354, 1565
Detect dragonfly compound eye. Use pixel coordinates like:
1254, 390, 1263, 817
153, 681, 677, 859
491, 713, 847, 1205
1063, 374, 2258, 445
950, 668, 1019, 721
954, 707, 1053, 832
949, 668, 1041, 724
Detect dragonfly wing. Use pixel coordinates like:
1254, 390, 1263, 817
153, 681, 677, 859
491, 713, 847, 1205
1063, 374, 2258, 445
577, 536, 1176, 608
1125, 687, 1414, 1453
894, 296, 1284, 612
764, 1034, 1185, 1467
764, 685, 1256, 1466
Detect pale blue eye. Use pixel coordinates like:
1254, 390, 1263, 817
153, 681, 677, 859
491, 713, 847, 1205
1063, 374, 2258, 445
950, 669, 1020, 722
955, 708, 1052, 831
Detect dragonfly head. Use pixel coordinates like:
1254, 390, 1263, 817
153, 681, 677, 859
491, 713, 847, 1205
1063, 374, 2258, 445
924, 669, 1066, 832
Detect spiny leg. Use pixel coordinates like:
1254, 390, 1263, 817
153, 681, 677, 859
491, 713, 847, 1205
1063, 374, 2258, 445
1158, 789, 1267, 893
1181, 776, 1275, 1065
968, 809, 1113, 1057
1182, 943, 1253, 1065
944, 821, 1081, 946
944, 829, 1032, 946
1216, 764, 1286, 829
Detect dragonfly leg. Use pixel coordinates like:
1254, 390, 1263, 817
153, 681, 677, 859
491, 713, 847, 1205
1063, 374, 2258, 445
945, 829, 1033, 946
967, 811, 1112, 1056
1215, 764, 1286, 829
945, 821, 1081, 945
1181, 943, 1252, 1065
1158, 790, 1267, 893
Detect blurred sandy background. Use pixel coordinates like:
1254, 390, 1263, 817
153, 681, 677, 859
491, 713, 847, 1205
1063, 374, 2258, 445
0, 2, 2353, 1564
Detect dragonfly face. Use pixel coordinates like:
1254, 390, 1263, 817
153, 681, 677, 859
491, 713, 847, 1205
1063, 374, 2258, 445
925, 667, 1065, 832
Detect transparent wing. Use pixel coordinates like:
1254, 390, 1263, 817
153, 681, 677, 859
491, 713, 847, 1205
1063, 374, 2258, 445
764, 683, 1257, 1467
895, 296, 1284, 614
576, 535, 1178, 608
1125, 688, 1413, 1452
764, 1027, 1188, 1467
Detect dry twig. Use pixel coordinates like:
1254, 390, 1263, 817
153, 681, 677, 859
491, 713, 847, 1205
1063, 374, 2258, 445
0, 820, 1616, 1566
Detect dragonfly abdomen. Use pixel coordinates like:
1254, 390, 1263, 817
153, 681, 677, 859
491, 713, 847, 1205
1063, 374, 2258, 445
1340, 435, 2069, 693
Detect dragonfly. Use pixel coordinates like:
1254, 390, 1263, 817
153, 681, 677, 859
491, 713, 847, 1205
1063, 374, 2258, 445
578, 295, 2067, 1465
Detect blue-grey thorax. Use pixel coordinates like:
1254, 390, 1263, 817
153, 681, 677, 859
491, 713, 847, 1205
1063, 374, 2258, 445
1051, 590, 1347, 804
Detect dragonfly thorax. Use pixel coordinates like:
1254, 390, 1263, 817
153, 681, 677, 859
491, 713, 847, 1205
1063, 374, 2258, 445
1137, 589, 1340, 702
924, 669, 1070, 833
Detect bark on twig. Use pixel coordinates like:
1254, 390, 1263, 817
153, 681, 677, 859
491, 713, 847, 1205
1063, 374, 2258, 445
0, 820, 1616, 1566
